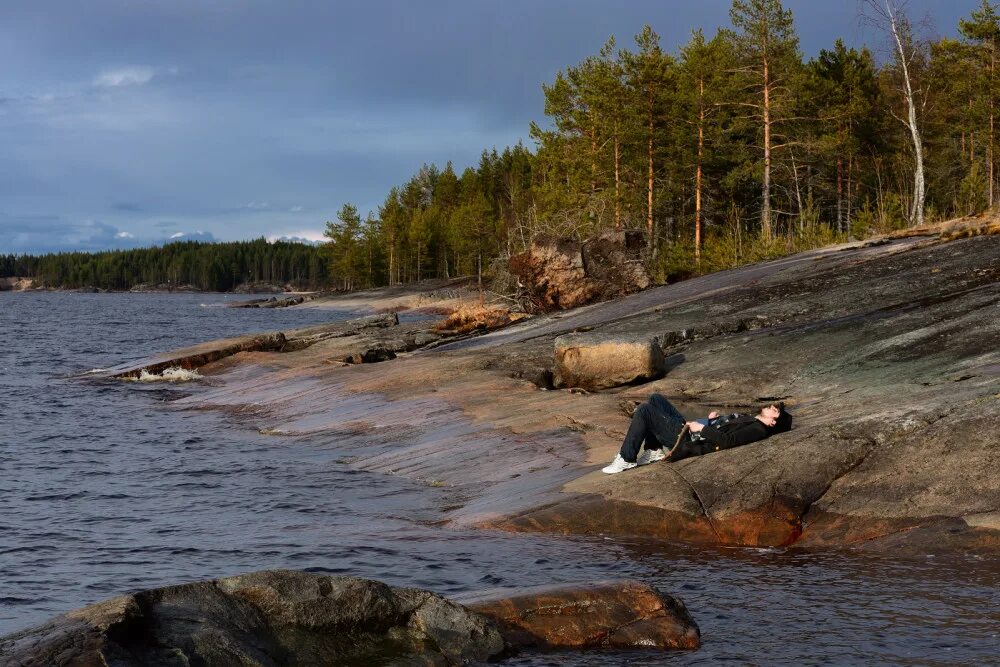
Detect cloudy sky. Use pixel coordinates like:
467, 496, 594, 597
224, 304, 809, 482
0, 0, 979, 254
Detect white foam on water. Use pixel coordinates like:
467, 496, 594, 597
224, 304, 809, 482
84, 368, 108, 375
131, 367, 203, 383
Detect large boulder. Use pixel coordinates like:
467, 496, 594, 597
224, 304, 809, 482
509, 230, 650, 311
459, 580, 700, 651
0, 571, 505, 666
554, 332, 665, 390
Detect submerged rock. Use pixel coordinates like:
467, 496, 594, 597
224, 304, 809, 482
554, 332, 665, 390
0, 571, 505, 666
460, 580, 700, 651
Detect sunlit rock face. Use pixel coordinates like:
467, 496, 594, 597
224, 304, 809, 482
509, 230, 649, 311
460, 580, 701, 651
554, 332, 665, 390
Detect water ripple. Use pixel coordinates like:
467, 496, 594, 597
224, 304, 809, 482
1, 292, 998, 666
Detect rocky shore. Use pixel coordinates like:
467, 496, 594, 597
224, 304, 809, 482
14, 217, 995, 661
0, 277, 35, 291
101, 216, 998, 558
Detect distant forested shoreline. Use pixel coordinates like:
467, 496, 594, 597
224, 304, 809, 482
0, 239, 328, 292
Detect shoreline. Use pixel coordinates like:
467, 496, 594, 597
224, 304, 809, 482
102, 220, 1000, 556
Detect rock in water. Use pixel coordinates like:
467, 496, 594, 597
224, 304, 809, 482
0, 570, 505, 666
459, 580, 700, 651
554, 332, 665, 390
508, 230, 650, 311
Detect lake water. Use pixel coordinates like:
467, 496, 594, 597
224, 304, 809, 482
1, 292, 998, 664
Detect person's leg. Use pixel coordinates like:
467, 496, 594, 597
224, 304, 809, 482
619, 397, 685, 460
640, 394, 686, 451
605, 395, 687, 473
618, 403, 655, 462
647, 394, 686, 425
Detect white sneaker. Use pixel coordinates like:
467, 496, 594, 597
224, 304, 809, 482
601, 454, 637, 474
637, 449, 666, 466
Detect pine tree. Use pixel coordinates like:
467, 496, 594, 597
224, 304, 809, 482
960, 0, 1000, 208
804, 40, 881, 234
728, 0, 801, 240
679, 29, 736, 260
623, 26, 673, 247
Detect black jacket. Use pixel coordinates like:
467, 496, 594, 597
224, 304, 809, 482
671, 414, 770, 461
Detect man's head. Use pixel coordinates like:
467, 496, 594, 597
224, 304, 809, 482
758, 402, 793, 433
757, 403, 781, 426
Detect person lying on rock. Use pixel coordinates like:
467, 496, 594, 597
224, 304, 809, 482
601, 394, 792, 474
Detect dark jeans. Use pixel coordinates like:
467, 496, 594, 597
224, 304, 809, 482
619, 394, 686, 462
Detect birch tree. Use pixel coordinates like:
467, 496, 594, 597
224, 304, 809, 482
864, 0, 927, 227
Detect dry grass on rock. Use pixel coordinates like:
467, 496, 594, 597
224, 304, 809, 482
435, 303, 527, 335
889, 213, 1000, 241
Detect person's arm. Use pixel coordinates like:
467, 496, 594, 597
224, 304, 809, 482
697, 421, 768, 451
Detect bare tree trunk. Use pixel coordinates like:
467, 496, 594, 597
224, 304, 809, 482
589, 126, 598, 197
762, 56, 773, 239
791, 150, 804, 232
876, 158, 887, 229
886, 0, 925, 227
614, 124, 621, 230
695, 77, 704, 264
647, 89, 655, 246
847, 152, 854, 238
836, 125, 844, 234
991, 50, 996, 208
970, 98, 976, 164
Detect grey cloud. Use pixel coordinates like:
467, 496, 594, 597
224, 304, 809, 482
0, 213, 222, 254
0, 214, 143, 254
112, 202, 143, 212
93, 66, 154, 88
